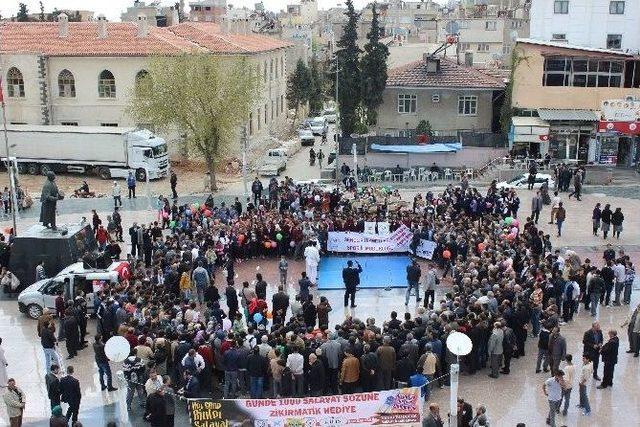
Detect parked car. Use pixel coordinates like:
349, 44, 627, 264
295, 178, 337, 191
299, 127, 315, 146
18, 261, 130, 319
497, 173, 554, 189
308, 116, 328, 136
258, 148, 287, 176
322, 108, 338, 123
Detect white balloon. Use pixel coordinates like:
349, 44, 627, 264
446, 332, 473, 356
256, 266, 261, 271
104, 336, 131, 362
222, 318, 232, 331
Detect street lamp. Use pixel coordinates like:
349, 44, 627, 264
446, 332, 473, 427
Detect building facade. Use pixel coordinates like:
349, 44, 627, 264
455, 16, 529, 66
0, 17, 292, 157
530, 0, 640, 52
510, 39, 640, 165
376, 56, 505, 137
188, 0, 227, 22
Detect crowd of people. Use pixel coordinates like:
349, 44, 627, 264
2, 173, 637, 427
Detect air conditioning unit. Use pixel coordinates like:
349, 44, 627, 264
432, 93, 440, 103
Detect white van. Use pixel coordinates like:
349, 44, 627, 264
18, 261, 130, 319
258, 148, 288, 176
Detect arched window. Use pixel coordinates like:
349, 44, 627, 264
57, 69, 76, 97
7, 67, 25, 98
98, 70, 116, 98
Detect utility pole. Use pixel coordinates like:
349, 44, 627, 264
242, 125, 248, 197
0, 74, 18, 235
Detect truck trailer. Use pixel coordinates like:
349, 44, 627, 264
1, 125, 170, 180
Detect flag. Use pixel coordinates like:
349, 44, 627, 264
0, 77, 4, 105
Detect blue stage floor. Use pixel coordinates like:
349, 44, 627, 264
317, 255, 412, 290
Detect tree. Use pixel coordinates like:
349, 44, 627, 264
336, 0, 362, 136
286, 59, 312, 124
39, 1, 45, 21
360, 3, 389, 125
16, 3, 29, 21
308, 56, 325, 115
416, 120, 433, 137
129, 53, 261, 191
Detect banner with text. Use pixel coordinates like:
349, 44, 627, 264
327, 224, 413, 253
188, 387, 423, 427
415, 239, 437, 260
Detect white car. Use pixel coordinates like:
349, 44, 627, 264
322, 108, 338, 123
497, 173, 555, 189
299, 127, 315, 146
295, 178, 336, 191
258, 148, 287, 176
308, 116, 328, 136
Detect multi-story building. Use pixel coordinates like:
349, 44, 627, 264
455, 16, 529, 66
121, 1, 181, 27
284, 0, 319, 26
0, 16, 292, 157
509, 39, 640, 165
530, 0, 640, 52
188, 0, 227, 22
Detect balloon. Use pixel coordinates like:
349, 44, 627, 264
256, 266, 261, 271
204, 210, 212, 217
477, 242, 485, 252
276, 233, 283, 241
186, 209, 192, 216
104, 336, 130, 362
169, 220, 176, 228
507, 233, 516, 241
238, 234, 245, 243
513, 219, 520, 227
443, 250, 451, 259
194, 203, 200, 210
271, 241, 277, 248
266, 310, 273, 319
162, 211, 169, 219
264, 241, 271, 249
222, 318, 232, 331
253, 313, 263, 323
504, 216, 513, 225
289, 241, 295, 248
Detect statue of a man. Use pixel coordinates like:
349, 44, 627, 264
40, 171, 63, 230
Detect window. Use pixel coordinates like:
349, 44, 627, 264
101, 122, 119, 127
477, 43, 490, 52
263, 61, 267, 82
257, 108, 261, 130
458, 20, 469, 29
607, 34, 622, 49
552, 34, 567, 41
6, 67, 25, 98
275, 97, 279, 117
98, 70, 116, 98
554, 1, 569, 14
264, 103, 268, 124
459, 43, 471, 51
609, 1, 625, 14
543, 56, 624, 88
249, 113, 253, 135
280, 57, 284, 77
458, 96, 477, 116
57, 69, 75, 98
275, 59, 278, 79
397, 94, 417, 113
502, 45, 512, 55
60, 121, 78, 126
280, 95, 284, 113
431, 93, 440, 103
485, 21, 496, 31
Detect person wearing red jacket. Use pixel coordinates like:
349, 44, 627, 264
95, 225, 109, 251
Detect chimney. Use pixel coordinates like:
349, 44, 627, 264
137, 14, 149, 37
97, 14, 108, 38
57, 12, 69, 38
423, 54, 440, 74
464, 51, 474, 67
222, 17, 229, 34
171, 7, 180, 25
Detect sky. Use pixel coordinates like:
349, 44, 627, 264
1, 0, 449, 21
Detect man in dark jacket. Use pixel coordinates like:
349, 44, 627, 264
246, 347, 268, 398
272, 285, 290, 325
251, 177, 263, 205
45, 364, 61, 410
225, 283, 239, 320
342, 260, 362, 308
457, 398, 473, 427
62, 307, 80, 359
255, 273, 267, 300
307, 353, 326, 396
583, 322, 603, 380
93, 335, 117, 391
404, 259, 422, 306
59, 366, 81, 424
145, 389, 167, 427
597, 329, 619, 389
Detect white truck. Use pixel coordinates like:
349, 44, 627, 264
1, 125, 170, 181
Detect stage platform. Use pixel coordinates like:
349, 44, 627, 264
317, 255, 411, 290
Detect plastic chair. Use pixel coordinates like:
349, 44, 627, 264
444, 168, 452, 180
417, 167, 427, 181
403, 170, 411, 182
409, 168, 417, 181
466, 168, 474, 178
430, 171, 439, 181
454, 171, 462, 181
383, 170, 392, 181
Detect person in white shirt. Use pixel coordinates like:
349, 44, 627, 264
181, 349, 205, 374
559, 355, 575, 416
303, 241, 321, 284
549, 191, 561, 225
542, 370, 565, 427
112, 181, 122, 207
286, 347, 305, 397
612, 260, 626, 306
578, 355, 593, 416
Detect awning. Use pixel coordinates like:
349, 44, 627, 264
537, 109, 599, 122
511, 117, 550, 127
370, 142, 462, 154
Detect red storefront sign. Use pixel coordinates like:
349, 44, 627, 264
598, 121, 640, 135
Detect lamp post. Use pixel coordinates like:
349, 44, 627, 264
446, 332, 473, 427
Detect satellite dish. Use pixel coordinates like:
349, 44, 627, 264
446, 332, 473, 356
445, 20, 459, 35
104, 336, 131, 362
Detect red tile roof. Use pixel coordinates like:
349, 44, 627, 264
168, 22, 292, 54
387, 58, 506, 90
0, 21, 292, 57
0, 22, 199, 56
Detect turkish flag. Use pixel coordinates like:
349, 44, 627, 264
539, 135, 549, 141
112, 261, 131, 281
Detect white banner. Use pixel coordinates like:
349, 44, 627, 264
328, 225, 413, 253
364, 221, 377, 234
378, 222, 390, 235
415, 239, 437, 260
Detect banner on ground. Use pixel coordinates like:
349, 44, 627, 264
415, 239, 437, 260
188, 387, 423, 427
328, 224, 412, 253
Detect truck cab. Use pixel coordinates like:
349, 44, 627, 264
124, 129, 170, 181
17, 261, 129, 319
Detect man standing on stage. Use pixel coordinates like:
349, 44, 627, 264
304, 241, 321, 285
342, 260, 362, 308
